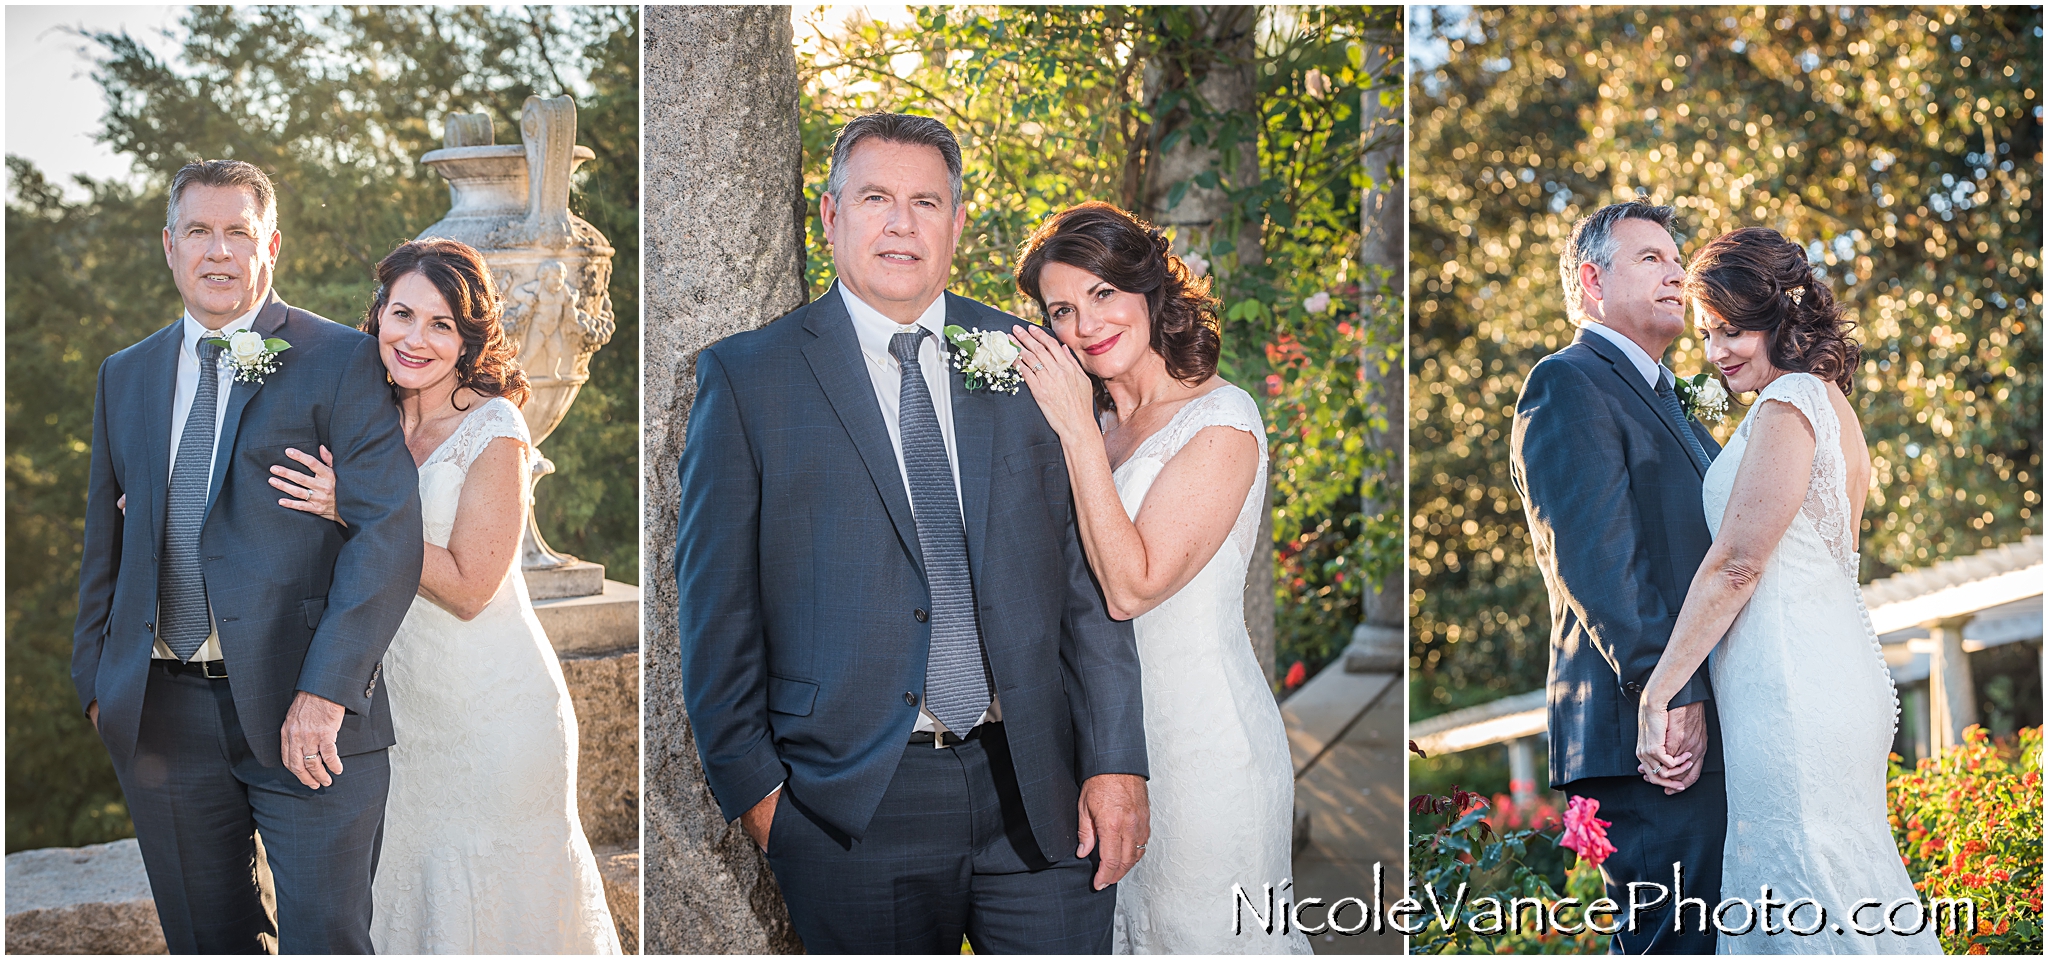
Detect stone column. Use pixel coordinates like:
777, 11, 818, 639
1507, 736, 1537, 808
642, 5, 808, 954
1928, 615, 1978, 754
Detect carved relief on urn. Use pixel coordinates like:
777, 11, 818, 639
419, 95, 615, 591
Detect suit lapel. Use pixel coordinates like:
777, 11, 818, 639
1577, 330, 1706, 477
205, 293, 286, 518
946, 295, 995, 585
137, 320, 184, 549
801, 283, 925, 576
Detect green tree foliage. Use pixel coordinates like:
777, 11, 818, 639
795, 5, 1402, 676
1409, 6, 2043, 722
5, 4, 638, 851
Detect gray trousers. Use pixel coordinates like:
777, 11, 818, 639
109, 663, 389, 954
765, 725, 1117, 954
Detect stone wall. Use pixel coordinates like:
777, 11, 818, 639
5, 599, 641, 955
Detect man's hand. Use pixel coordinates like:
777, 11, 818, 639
87, 700, 99, 732
1077, 773, 1149, 891
1661, 701, 1709, 793
739, 788, 780, 852
281, 691, 348, 789
1639, 700, 1708, 794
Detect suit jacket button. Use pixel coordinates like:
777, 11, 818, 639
144, 622, 154, 631
905, 692, 918, 706
1623, 681, 1643, 697
913, 608, 929, 623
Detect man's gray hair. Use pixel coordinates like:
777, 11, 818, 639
1559, 200, 1676, 320
165, 159, 278, 236
823, 113, 964, 209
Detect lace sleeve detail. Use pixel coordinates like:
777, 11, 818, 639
1156, 383, 1269, 562
1751, 373, 1855, 576
443, 396, 532, 473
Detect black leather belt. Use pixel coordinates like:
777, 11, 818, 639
908, 721, 995, 747
157, 658, 228, 679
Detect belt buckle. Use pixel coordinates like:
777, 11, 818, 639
199, 659, 228, 679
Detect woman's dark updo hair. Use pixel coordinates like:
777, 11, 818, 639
1684, 226, 1860, 396
362, 238, 531, 408
1015, 201, 1221, 412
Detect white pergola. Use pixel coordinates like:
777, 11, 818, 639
1410, 535, 2043, 801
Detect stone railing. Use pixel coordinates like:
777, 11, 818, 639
4, 577, 642, 954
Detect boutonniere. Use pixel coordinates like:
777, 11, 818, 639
944, 325, 1023, 394
203, 329, 292, 383
1673, 372, 1729, 425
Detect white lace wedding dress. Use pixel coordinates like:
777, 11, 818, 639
1703, 374, 1939, 954
1107, 384, 1310, 955
370, 397, 620, 955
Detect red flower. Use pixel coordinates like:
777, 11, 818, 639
1284, 661, 1307, 690
1560, 795, 1617, 866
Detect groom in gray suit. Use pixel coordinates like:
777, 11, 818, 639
1511, 201, 1726, 953
676, 113, 1150, 953
72, 160, 422, 953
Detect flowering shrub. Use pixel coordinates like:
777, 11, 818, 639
1889, 725, 2043, 955
1409, 786, 1609, 955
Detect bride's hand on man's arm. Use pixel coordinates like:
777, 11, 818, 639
272, 446, 344, 526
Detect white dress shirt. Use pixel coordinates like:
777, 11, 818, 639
836, 282, 1000, 738
1578, 318, 1670, 389
153, 305, 261, 661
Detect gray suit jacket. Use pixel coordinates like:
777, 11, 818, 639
1511, 329, 1724, 785
676, 285, 1147, 859
73, 293, 423, 767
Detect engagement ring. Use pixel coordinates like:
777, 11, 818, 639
1030, 362, 1044, 372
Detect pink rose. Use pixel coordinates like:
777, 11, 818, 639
1560, 795, 1617, 866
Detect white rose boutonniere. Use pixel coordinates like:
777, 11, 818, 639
204, 328, 292, 383
1673, 372, 1729, 425
944, 324, 1024, 393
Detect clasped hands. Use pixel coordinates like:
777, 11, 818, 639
737, 772, 1151, 891
1635, 699, 1709, 795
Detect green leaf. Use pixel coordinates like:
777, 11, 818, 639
263, 338, 291, 352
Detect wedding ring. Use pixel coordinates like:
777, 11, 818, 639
303, 755, 318, 761
1031, 362, 1044, 372
1135, 843, 1147, 850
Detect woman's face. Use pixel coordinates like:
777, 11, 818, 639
377, 271, 465, 393
1695, 301, 1781, 394
1038, 260, 1152, 381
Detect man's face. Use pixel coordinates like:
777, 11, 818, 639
162, 184, 280, 329
1581, 218, 1686, 351
820, 138, 965, 323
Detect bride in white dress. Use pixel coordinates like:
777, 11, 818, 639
1010, 202, 1310, 955
1634, 228, 1938, 954
275, 239, 619, 954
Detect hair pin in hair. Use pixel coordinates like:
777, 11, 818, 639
1787, 285, 1805, 306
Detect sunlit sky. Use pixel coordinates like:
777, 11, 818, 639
6, 5, 185, 198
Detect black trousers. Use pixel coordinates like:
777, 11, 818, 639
1566, 772, 1726, 955
765, 726, 1116, 954
107, 664, 389, 954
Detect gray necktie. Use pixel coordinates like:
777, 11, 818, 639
159, 340, 221, 660
890, 328, 990, 735
1656, 370, 1712, 472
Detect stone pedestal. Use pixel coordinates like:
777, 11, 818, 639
4, 840, 167, 954
544, 578, 641, 950
1345, 622, 1405, 673
527, 559, 609, 601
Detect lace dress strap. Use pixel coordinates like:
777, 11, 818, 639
1748, 372, 1854, 577
1152, 383, 1268, 461
428, 396, 532, 473
1144, 383, 1268, 560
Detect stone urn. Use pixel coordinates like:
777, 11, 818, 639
418, 95, 615, 597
